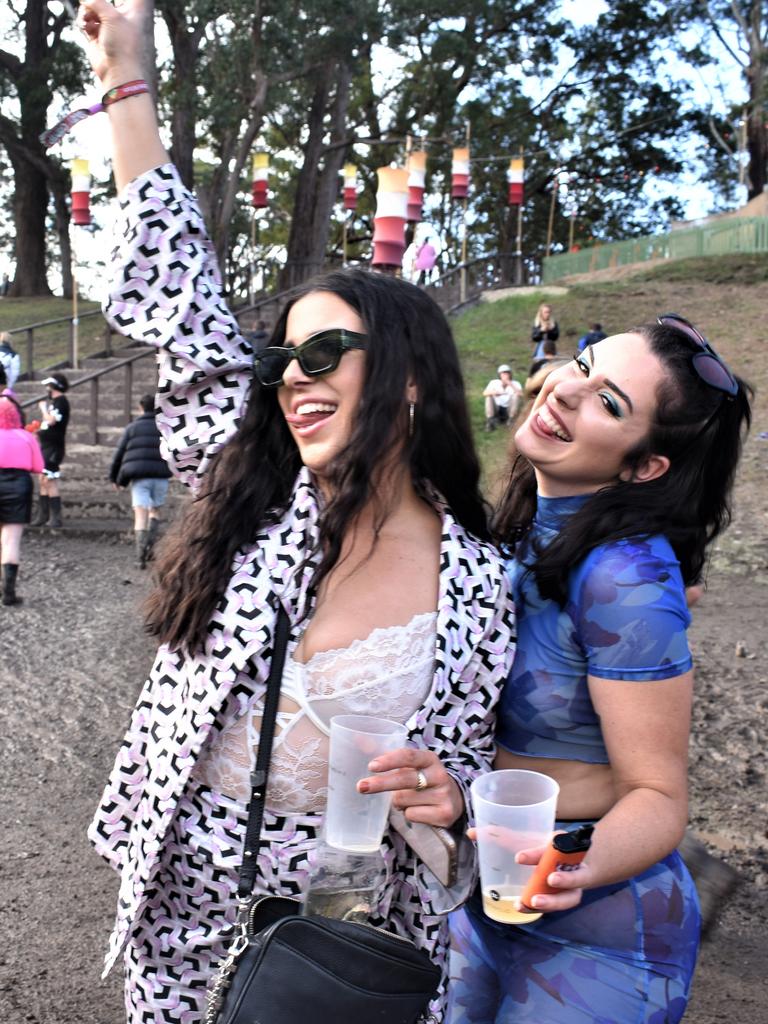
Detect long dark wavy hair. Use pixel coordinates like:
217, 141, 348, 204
145, 269, 488, 652
495, 321, 753, 604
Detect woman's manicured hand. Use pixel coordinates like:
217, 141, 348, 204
357, 747, 465, 828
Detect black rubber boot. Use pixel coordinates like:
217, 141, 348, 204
32, 495, 50, 526
2, 563, 22, 606
49, 496, 63, 528
145, 518, 160, 562
135, 530, 148, 569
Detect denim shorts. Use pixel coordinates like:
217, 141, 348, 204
131, 477, 169, 508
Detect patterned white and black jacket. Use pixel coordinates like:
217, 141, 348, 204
88, 165, 515, 977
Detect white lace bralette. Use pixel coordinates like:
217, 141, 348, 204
192, 611, 437, 814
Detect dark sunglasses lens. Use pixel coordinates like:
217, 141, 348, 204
299, 337, 341, 375
692, 352, 738, 395
256, 351, 291, 385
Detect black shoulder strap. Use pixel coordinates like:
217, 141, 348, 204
237, 604, 291, 899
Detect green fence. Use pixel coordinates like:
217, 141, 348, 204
542, 216, 768, 283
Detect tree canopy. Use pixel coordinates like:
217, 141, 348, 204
0, 0, 763, 297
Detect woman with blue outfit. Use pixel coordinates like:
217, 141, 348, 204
449, 318, 752, 1023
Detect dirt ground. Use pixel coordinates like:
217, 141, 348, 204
1, 278, 766, 1023
0, 532, 765, 1022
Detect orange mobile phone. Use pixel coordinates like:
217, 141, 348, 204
518, 824, 594, 913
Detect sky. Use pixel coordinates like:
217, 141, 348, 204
0, 1, 751, 292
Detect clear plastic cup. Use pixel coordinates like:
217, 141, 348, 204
325, 715, 409, 853
471, 769, 560, 924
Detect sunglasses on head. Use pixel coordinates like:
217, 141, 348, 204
657, 313, 738, 398
253, 329, 367, 387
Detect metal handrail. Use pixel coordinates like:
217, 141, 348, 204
19, 346, 155, 446
7, 307, 114, 381
233, 283, 310, 320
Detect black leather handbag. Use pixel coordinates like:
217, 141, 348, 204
204, 607, 441, 1024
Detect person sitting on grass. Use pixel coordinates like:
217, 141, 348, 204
483, 365, 522, 432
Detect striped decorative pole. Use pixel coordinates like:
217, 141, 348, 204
372, 166, 409, 271
342, 163, 358, 266
451, 147, 470, 200
70, 157, 91, 225
250, 152, 269, 304
251, 152, 269, 208
509, 155, 525, 284
453, 128, 471, 302
342, 163, 358, 211
70, 158, 91, 368
406, 150, 427, 223
508, 157, 524, 206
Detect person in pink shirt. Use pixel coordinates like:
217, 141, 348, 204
414, 239, 438, 284
0, 395, 44, 605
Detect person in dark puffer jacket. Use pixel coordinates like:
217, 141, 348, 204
109, 393, 172, 567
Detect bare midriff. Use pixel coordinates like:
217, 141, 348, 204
494, 747, 617, 820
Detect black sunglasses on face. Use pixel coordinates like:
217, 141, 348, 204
657, 313, 738, 398
253, 329, 367, 387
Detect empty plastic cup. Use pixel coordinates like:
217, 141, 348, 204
325, 715, 409, 853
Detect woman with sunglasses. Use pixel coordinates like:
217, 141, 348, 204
79, 3, 512, 1021
449, 320, 752, 1023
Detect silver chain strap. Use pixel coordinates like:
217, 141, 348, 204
203, 901, 253, 1024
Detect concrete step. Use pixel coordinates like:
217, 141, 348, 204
29, 514, 180, 540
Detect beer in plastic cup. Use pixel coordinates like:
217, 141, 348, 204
471, 769, 559, 924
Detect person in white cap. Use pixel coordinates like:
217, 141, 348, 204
33, 373, 70, 527
483, 364, 521, 432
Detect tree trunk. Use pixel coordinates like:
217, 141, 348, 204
211, 70, 269, 272
8, 154, 51, 296
744, 15, 766, 201
51, 176, 73, 299
309, 62, 351, 269
6, 0, 51, 295
160, 4, 203, 189
279, 61, 352, 290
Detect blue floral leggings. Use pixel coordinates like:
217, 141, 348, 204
448, 851, 700, 1024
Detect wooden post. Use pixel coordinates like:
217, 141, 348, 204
71, 245, 79, 369
515, 147, 524, 285
545, 173, 558, 259
459, 121, 470, 305
515, 203, 524, 285
25, 328, 34, 380
89, 376, 99, 445
124, 360, 133, 424
249, 209, 257, 306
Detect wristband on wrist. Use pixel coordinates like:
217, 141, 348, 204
101, 79, 150, 106
39, 79, 150, 149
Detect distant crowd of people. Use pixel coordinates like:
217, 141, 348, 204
0, 321, 171, 603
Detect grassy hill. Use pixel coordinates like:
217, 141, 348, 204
452, 252, 767, 499
0, 295, 104, 375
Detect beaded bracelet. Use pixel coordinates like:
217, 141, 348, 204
40, 79, 150, 149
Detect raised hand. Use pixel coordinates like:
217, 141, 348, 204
78, 0, 146, 88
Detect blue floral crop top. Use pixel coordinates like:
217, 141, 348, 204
497, 494, 693, 765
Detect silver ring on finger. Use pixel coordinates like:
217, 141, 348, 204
415, 769, 429, 792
